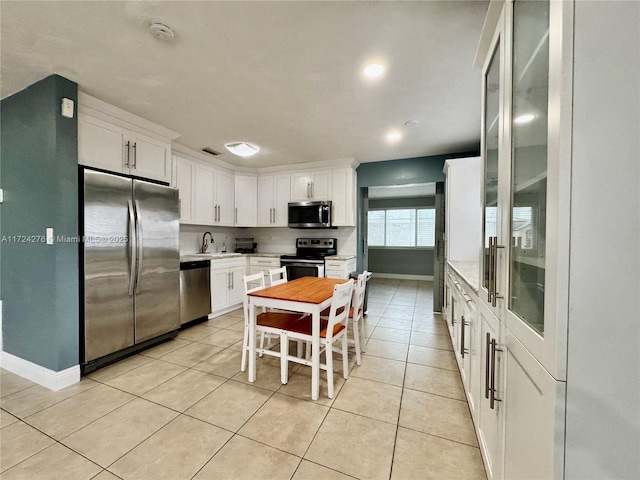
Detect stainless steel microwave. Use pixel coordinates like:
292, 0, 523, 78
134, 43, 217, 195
288, 201, 332, 228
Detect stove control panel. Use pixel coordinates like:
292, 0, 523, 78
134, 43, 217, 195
296, 237, 336, 249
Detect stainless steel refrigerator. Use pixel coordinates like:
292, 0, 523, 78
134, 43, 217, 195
82, 169, 180, 371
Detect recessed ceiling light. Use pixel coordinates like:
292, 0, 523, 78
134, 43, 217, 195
364, 63, 385, 77
386, 131, 402, 143
514, 113, 536, 124
224, 142, 260, 157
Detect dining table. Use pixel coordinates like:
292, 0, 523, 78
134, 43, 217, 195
247, 276, 349, 400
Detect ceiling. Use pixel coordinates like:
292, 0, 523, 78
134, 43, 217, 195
1, 1, 488, 169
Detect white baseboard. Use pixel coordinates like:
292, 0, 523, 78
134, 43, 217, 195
372, 273, 434, 281
0, 351, 80, 391
208, 303, 243, 319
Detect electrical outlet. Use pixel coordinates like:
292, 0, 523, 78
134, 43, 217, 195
46, 228, 54, 245
0, 188, 4, 203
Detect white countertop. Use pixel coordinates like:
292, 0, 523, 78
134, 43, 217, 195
180, 252, 293, 262
447, 260, 480, 292
326, 255, 356, 261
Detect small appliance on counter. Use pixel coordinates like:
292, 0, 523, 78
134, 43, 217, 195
235, 237, 257, 253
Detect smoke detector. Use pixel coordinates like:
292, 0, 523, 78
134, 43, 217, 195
149, 22, 175, 41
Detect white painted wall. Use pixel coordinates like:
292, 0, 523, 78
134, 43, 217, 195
444, 157, 482, 262
565, 1, 640, 478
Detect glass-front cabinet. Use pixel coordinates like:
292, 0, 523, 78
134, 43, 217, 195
508, 0, 549, 337
480, 0, 572, 381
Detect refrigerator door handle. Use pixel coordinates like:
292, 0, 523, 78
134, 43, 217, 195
134, 200, 143, 289
127, 199, 137, 296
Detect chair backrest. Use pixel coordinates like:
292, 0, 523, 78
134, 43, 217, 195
326, 279, 354, 339
242, 272, 266, 321
351, 273, 367, 320
268, 267, 288, 286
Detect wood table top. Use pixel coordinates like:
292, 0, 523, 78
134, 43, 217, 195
248, 276, 350, 304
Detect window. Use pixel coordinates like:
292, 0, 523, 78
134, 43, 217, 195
368, 208, 435, 247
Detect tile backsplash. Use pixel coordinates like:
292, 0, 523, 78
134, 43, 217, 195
180, 224, 357, 256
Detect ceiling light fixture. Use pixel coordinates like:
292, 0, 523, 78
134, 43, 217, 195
514, 113, 536, 124
364, 63, 385, 77
386, 131, 402, 143
404, 120, 419, 127
224, 142, 260, 157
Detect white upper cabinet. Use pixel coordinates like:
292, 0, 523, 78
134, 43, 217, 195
78, 115, 126, 172
330, 167, 356, 226
78, 94, 176, 184
129, 132, 171, 183
234, 175, 257, 226
171, 155, 195, 223
176, 156, 235, 227
215, 169, 235, 226
193, 163, 216, 225
257, 174, 290, 226
291, 170, 331, 201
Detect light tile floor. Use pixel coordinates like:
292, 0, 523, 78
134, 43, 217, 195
0, 279, 487, 479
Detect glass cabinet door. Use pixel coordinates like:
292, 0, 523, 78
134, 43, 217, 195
483, 42, 501, 295
509, 0, 549, 335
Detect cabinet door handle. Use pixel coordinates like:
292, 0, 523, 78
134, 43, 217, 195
485, 333, 491, 399
125, 141, 131, 168
490, 338, 503, 409
178, 199, 181, 219
235, 207, 238, 223
487, 237, 493, 305
273, 207, 276, 223
460, 315, 467, 358
491, 236, 505, 307
132, 142, 137, 168
311, 181, 314, 198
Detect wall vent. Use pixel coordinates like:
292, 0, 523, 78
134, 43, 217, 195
202, 147, 221, 156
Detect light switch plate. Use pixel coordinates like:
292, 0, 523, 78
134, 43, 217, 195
61, 98, 74, 118
46, 228, 54, 245
0, 188, 4, 203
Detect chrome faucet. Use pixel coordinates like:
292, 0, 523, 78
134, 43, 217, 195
201, 232, 213, 253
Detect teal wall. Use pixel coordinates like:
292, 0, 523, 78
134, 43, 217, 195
1, 75, 79, 371
356, 152, 478, 272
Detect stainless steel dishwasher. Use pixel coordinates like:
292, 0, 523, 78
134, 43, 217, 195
179, 260, 211, 326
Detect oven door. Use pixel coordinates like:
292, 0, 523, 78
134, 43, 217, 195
281, 261, 325, 280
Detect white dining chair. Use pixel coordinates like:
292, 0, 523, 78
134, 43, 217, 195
240, 272, 306, 373
278, 279, 354, 398
319, 271, 369, 365
268, 266, 307, 358
268, 266, 288, 286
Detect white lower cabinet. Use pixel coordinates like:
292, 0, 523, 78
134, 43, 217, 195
210, 258, 246, 316
324, 257, 356, 279
502, 328, 565, 480
448, 265, 566, 480
248, 256, 281, 286
476, 299, 504, 480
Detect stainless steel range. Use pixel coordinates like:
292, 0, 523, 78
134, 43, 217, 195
280, 238, 337, 280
